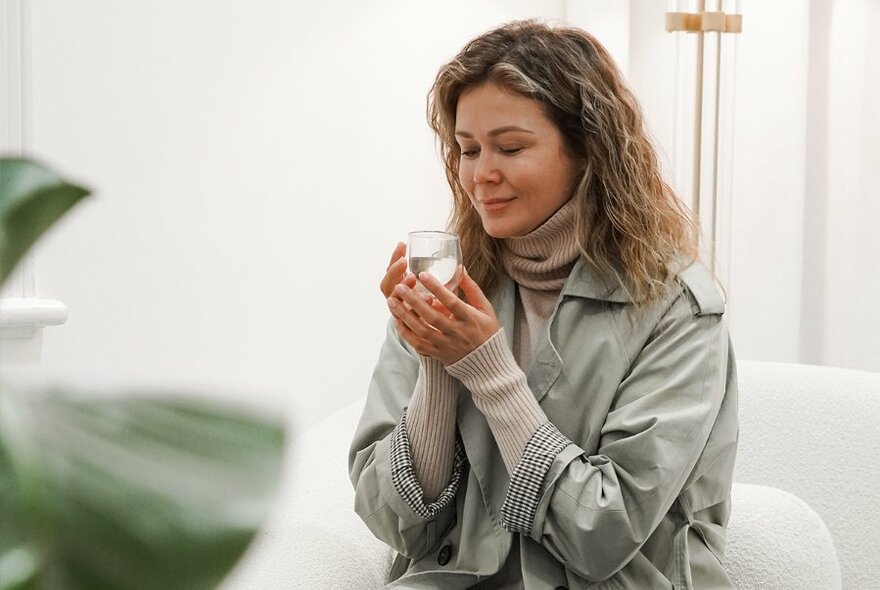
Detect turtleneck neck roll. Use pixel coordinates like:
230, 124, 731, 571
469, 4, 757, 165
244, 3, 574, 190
500, 197, 581, 291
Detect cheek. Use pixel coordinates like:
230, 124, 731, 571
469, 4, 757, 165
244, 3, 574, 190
458, 163, 473, 191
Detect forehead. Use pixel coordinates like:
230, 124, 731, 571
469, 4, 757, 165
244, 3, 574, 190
455, 83, 552, 135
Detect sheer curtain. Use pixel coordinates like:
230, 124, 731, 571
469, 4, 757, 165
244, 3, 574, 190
807, 0, 880, 372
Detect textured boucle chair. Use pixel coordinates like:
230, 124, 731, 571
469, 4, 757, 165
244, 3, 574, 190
732, 361, 880, 589
224, 360, 880, 589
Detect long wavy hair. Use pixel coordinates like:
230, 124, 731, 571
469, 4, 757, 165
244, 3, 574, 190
427, 19, 699, 304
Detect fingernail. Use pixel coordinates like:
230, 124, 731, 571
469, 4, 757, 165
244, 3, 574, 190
419, 272, 430, 283
394, 284, 406, 295
387, 297, 397, 308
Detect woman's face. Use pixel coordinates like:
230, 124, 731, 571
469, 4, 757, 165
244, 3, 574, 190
455, 83, 580, 238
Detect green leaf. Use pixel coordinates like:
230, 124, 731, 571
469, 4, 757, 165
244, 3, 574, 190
0, 157, 90, 287
0, 385, 285, 590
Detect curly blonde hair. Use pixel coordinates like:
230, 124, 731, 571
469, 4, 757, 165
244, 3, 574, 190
427, 19, 698, 303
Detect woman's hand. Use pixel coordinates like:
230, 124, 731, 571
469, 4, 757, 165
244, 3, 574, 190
380, 242, 438, 352
387, 268, 500, 366
379, 242, 408, 299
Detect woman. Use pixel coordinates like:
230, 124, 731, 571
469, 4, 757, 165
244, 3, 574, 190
349, 19, 737, 590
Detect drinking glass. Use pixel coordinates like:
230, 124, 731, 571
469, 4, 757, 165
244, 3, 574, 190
407, 231, 462, 292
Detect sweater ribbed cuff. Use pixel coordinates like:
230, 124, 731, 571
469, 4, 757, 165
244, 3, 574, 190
405, 355, 459, 501
446, 329, 547, 473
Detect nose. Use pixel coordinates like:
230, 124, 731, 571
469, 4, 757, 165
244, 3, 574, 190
472, 153, 501, 185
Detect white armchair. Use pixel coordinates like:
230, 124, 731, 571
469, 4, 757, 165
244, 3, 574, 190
224, 360, 880, 589
732, 361, 880, 589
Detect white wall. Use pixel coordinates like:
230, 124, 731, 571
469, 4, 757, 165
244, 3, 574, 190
23, 0, 564, 431
6, 0, 877, 431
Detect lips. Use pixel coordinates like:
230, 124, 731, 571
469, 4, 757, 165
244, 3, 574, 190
480, 197, 515, 212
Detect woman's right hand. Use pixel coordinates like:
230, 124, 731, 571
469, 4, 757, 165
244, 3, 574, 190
380, 242, 408, 299
382, 241, 446, 355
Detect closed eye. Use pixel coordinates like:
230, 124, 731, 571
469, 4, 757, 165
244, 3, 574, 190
500, 147, 522, 155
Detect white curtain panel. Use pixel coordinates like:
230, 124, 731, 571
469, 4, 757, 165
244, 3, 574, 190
819, 0, 880, 371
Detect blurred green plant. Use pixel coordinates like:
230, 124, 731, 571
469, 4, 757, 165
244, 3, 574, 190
0, 157, 284, 590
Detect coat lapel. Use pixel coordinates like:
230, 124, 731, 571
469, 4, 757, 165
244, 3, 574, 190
490, 273, 563, 404
526, 294, 564, 403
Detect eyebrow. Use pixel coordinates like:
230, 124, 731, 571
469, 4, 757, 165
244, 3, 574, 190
454, 126, 535, 138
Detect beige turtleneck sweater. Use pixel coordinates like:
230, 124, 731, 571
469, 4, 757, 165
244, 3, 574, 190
405, 198, 580, 500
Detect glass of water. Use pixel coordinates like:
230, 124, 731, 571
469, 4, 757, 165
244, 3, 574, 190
407, 231, 462, 292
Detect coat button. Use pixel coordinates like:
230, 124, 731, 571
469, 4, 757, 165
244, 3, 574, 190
437, 543, 452, 566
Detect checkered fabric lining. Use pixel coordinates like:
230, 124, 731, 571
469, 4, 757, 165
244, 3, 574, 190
390, 409, 468, 519
501, 421, 572, 534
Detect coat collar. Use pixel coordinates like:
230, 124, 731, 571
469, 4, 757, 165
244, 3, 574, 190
560, 257, 633, 302
490, 257, 633, 305
486, 257, 632, 355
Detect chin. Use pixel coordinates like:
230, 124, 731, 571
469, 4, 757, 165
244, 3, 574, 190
479, 218, 508, 238
481, 221, 526, 239
479, 210, 539, 237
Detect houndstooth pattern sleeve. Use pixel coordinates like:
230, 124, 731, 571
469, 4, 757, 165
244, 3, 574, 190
501, 421, 572, 533
390, 409, 468, 519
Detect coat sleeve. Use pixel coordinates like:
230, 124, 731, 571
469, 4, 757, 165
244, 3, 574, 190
348, 319, 466, 560
502, 286, 733, 582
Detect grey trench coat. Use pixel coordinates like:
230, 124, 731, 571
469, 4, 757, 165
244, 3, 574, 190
349, 259, 737, 589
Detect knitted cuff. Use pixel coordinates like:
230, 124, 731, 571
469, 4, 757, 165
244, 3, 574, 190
405, 355, 459, 501
446, 329, 548, 472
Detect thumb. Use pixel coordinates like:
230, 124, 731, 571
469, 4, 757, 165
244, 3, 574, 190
459, 268, 492, 312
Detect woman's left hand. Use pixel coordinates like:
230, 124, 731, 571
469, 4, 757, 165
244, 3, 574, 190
387, 268, 500, 366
